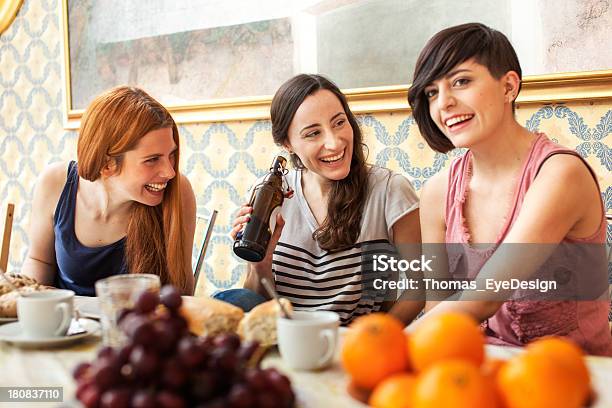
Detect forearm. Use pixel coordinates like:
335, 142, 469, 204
243, 263, 272, 299
408, 299, 502, 332
21, 255, 56, 286
387, 299, 425, 326
382, 276, 426, 325
424, 300, 442, 312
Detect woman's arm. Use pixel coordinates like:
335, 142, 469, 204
411, 154, 602, 328
242, 214, 285, 299
21, 162, 68, 285
230, 202, 285, 299
179, 174, 196, 295
418, 171, 453, 312
386, 208, 426, 324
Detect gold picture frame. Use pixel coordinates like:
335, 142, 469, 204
59, 0, 612, 130
0, 0, 23, 35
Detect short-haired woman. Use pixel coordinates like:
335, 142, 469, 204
409, 23, 611, 355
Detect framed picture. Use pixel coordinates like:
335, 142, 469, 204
60, 0, 612, 129
0, 0, 23, 35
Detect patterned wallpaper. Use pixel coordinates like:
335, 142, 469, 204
1, 1, 610, 298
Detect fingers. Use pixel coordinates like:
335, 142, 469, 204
254, 214, 284, 264
275, 213, 285, 229
230, 224, 242, 240
230, 205, 252, 240
266, 214, 285, 251
235, 205, 253, 217
231, 214, 251, 229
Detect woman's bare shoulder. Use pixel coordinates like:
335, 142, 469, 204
34, 161, 71, 203
538, 153, 593, 180
178, 172, 196, 220
179, 172, 195, 198
421, 169, 449, 201
535, 153, 600, 199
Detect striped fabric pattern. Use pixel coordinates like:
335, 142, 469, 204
269, 166, 419, 324
273, 239, 398, 324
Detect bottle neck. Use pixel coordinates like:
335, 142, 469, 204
266, 172, 283, 188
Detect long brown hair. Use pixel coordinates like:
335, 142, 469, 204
270, 74, 369, 251
408, 23, 522, 153
77, 86, 189, 292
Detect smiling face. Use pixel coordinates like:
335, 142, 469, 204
284, 89, 354, 183
107, 127, 177, 206
424, 59, 513, 149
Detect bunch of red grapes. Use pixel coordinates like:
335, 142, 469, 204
73, 285, 295, 408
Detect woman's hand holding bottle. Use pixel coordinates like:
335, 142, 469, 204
232, 204, 285, 297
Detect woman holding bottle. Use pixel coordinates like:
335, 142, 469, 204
226, 74, 423, 324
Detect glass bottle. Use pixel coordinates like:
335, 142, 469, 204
233, 156, 291, 262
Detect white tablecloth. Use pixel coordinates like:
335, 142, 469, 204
1, 300, 611, 408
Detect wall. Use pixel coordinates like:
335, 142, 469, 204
1, 0, 610, 296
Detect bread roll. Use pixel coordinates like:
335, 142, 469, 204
0, 273, 38, 296
180, 296, 244, 337
0, 285, 49, 317
238, 298, 292, 346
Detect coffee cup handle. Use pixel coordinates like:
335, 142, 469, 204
317, 329, 335, 367
54, 303, 71, 336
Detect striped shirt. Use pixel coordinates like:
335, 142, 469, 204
271, 166, 419, 324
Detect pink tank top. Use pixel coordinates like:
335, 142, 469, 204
445, 133, 612, 356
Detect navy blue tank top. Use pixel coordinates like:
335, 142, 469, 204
53, 161, 126, 296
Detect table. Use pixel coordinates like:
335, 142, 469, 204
1, 295, 611, 407
1, 332, 612, 408
0, 338, 98, 407
263, 342, 612, 408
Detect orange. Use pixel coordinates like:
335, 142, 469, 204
481, 358, 508, 408
408, 312, 485, 372
525, 337, 590, 394
341, 313, 409, 389
413, 359, 498, 408
481, 358, 506, 380
497, 338, 590, 408
369, 373, 418, 408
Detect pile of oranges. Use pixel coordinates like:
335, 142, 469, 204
340, 312, 592, 408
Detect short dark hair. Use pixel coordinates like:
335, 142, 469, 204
408, 23, 522, 153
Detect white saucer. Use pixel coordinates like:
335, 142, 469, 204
74, 296, 101, 320
0, 318, 100, 348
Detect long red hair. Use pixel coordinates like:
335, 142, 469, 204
76, 86, 189, 292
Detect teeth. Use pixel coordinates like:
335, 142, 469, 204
145, 183, 167, 192
320, 152, 344, 162
445, 114, 474, 127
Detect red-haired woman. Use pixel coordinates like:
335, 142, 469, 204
23, 86, 196, 295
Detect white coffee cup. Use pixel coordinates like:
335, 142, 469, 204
17, 289, 75, 339
277, 310, 340, 370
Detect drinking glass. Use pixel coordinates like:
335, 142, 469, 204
95, 274, 160, 346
